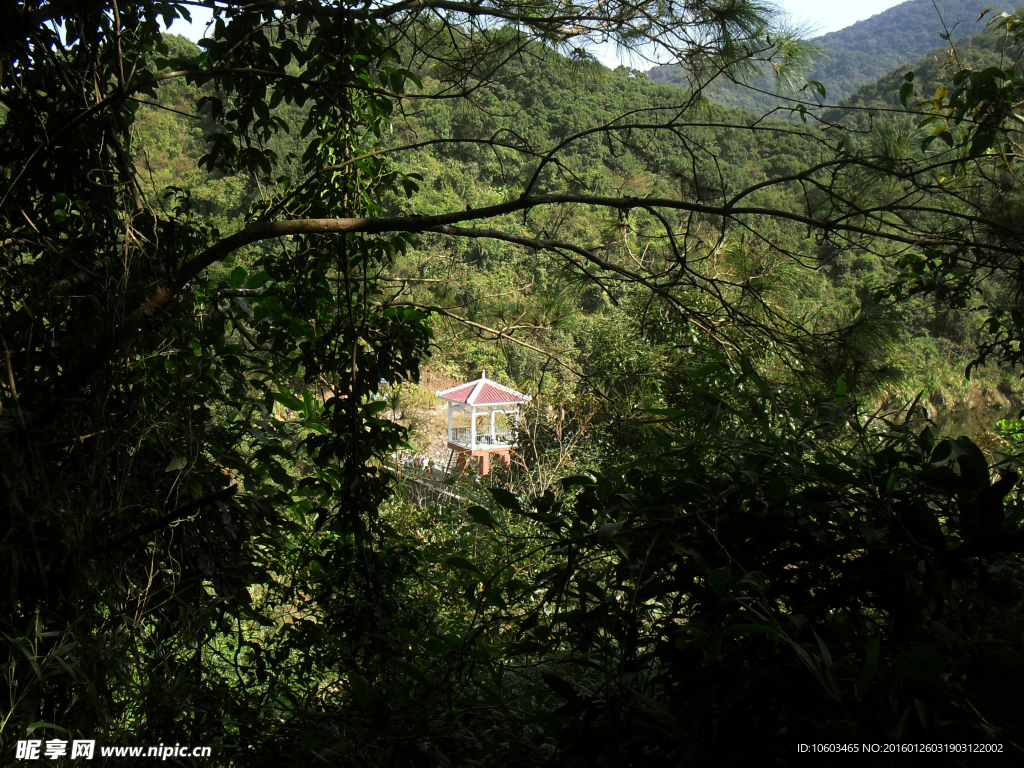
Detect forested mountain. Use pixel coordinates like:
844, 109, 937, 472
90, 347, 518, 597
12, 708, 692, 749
5, 3, 1024, 765
829, 17, 1024, 119
648, 0, 1000, 113
138, 33, 1013, 415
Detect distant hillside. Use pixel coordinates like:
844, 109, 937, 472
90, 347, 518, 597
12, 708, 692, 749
824, 20, 1024, 123
647, 0, 1004, 114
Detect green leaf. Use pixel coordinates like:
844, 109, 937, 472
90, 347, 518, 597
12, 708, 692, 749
165, 455, 187, 472
952, 436, 990, 489
446, 555, 482, 575
229, 266, 247, 288
813, 464, 858, 486
490, 488, 521, 512
362, 400, 388, 416
266, 461, 293, 489
560, 475, 593, 491
275, 387, 304, 411
575, 577, 605, 601
348, 672, 383, 707
931, 439, 953, 463
708, 566, 731, 595
686, 362, 727, 379
391, 659, 427, 684
900, 81, 914, 108
26, 722, 70, 736
737, 570, 769, 594
466, 505, 498, 530
542, 672, 578, 701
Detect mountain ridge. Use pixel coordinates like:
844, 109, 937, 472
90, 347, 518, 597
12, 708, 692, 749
647, 0, 1006, 113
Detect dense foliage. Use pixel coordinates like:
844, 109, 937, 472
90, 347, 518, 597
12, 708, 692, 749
479, 375, 1024, 765
2, 1, 1024, 766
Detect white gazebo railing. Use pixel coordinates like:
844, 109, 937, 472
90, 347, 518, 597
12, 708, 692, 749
449, 425, 515, 449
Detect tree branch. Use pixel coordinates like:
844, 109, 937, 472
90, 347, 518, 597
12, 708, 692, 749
31, 187, 1024, 424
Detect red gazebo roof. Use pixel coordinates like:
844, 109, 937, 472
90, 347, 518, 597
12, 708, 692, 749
436, 371, 531, 407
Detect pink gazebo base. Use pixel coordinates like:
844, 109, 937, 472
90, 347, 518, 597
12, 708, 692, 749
449, 443, 511, 476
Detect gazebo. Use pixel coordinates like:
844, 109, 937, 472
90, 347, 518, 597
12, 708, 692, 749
436, 371, 531, 475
